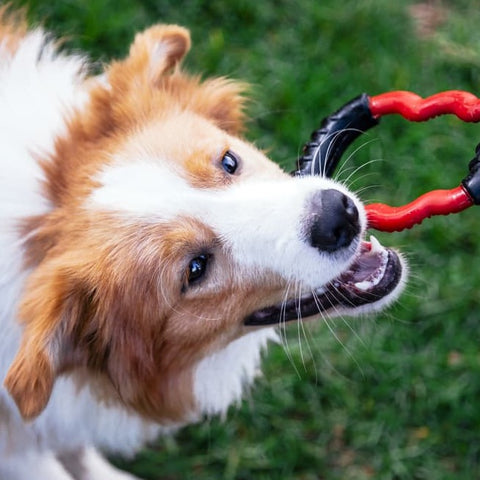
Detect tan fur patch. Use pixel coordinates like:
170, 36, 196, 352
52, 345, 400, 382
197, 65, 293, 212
0, 5, 28, 56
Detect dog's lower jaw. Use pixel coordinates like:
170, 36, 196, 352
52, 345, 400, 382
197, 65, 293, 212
244, 238, 407, 327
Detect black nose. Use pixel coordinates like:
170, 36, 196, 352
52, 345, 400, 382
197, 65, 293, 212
308, 189, 360, 252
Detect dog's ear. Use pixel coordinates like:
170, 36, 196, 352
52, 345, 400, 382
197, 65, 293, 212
194, 77, 248, 135
109, 24, 248, 135
4, 339, 54, 421
122, 25, 191, 84
4, 259, 89, 421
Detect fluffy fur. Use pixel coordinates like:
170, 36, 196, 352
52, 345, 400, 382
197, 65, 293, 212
0, 9, 406, 479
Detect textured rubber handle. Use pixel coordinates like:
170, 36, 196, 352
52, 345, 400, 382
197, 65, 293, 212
293, 94, 378, 177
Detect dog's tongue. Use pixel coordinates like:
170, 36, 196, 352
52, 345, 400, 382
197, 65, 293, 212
334, 236, 389, 292
244, 236, 402, 326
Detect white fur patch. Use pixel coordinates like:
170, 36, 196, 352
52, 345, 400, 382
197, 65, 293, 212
0, 27, 89, 314
193, 328, 278, 417
0, 28, 89, 376
0, 451, 73, 480
89, 158, 367, 289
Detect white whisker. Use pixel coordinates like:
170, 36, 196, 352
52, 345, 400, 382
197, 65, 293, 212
278, 281, 302, 379
311, 290, 363, 374
340, 157, 384, 187
299, 293, 319, 380
294, 281, 309, 372
335, 137, 379, 180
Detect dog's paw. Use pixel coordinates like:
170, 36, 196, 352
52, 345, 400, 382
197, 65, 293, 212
58, 448, 143, 480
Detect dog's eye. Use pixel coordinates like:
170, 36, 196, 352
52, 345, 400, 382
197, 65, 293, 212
221, 150, 239, 175
187, 254, 210, 285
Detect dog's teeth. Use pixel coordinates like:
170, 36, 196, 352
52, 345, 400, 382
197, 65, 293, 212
369, 235, 383, 254
355, 279, 375, 291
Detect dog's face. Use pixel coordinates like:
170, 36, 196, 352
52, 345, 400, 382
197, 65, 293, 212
5, 26, 405, 423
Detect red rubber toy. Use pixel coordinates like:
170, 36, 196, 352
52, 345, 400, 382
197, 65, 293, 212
295, 90, 480, 232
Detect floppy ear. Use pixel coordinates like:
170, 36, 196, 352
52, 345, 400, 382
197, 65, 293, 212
4, 339, 55, 421
4, 260, 87, 421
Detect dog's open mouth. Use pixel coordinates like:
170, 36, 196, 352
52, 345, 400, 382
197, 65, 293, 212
244, 237, 402, 326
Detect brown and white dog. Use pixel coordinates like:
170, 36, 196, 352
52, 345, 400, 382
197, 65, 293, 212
0, 9, 406, 480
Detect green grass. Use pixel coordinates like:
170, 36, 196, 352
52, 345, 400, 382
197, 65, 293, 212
12, 0, 480, 478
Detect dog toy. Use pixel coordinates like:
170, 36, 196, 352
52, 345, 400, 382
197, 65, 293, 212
293, 91, 480, 232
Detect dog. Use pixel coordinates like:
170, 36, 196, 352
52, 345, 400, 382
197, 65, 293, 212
0, 8, 406, 480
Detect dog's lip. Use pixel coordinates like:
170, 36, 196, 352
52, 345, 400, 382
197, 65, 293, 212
244, 237, 402, 326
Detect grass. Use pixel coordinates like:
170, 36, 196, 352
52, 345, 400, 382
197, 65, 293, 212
11, 0, 480, 478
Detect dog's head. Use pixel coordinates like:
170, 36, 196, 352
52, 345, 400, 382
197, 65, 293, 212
5, 25, 406, 423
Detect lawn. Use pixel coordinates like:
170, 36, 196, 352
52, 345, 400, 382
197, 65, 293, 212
13, 0, 480, 478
